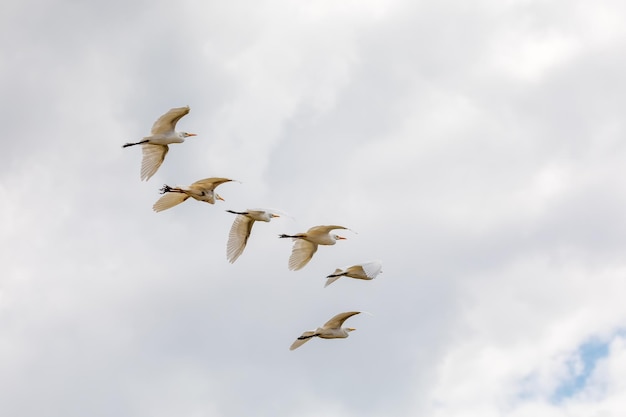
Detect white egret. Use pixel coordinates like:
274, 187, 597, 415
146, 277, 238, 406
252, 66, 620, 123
290, 311, 362, 350
279, 225, 348, 271
325, 260, 383, 287
123, 106, 196, 181
225, 209, 280, 263
153, 177, 235, 212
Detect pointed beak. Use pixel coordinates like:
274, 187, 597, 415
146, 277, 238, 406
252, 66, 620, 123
347, 328, 356, 332
271, 214, 280, 218
187, 133, 197, 137
337, 236, 347, 240
217, 194, 225, 201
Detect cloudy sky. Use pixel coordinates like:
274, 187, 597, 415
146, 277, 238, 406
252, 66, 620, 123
2, 0, 626, 416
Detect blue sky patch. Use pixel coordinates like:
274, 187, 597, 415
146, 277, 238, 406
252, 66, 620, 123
551, 339, 609, 402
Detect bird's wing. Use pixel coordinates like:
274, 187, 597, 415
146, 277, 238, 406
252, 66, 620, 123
191, 177, 234, 191
323, 311, 361, 329
152, 192, 189, 212
226, 214, 255, 263
288, 239, 318, 271
150, 106, 190, 134
324, 275, 342, 288
289, 331, 316, 350
308, 225, 348, 234
140, 144, 169, 181
360, 260, 383, 278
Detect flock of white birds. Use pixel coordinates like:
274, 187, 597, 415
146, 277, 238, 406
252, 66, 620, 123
123, 106, 383, 350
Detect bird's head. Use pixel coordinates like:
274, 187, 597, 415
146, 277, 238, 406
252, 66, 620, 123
333, 235, 347, 241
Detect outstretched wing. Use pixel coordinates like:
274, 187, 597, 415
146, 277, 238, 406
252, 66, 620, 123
152, 192, 189, 212
150, 106, 190, 135
289, 331, 317, 350
140, 144, 169, 181
359, 260, 383, 279
323, 311, 361, 329
226, 214, 255, 263
191, 177, 234, 191
324, 274, 343, 288
307, 225, 348, 234
288, 239, 318, 271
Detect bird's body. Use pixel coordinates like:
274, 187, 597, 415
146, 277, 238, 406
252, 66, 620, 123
153, 177, 234, 212
123, 106, 196, 181
226, 209, 280, 263
325, 260, 383, 287
279, 225, 348, 271
290, 311, 361, 350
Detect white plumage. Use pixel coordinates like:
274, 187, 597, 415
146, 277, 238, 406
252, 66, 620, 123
290, 311, 362, 350
279, 225, 348, 270
123, 106, 196, 181
226, 209, 280, 263
325, 260, 383, 287
152, 177, 235, 212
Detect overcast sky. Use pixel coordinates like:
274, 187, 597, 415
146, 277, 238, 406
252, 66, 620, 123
2, 0, 626, 416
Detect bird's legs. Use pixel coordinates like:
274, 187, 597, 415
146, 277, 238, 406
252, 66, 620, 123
226, 210, 249, 215
297, 333, 320, 340
122, 139, 149, 148
159, 185, 185, 194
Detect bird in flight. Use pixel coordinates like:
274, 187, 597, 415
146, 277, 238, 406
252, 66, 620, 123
279, 225, 348, 270
325, 260, 383, 287
290, 311, 362, 350
123, 106, 196, 181
225, 209, 281, 263
152, 177, 235, 212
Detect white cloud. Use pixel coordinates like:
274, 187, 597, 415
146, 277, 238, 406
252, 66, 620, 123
2, 0, 626, 416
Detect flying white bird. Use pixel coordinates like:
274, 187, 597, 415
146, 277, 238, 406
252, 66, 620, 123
225, 209, 281, 263
279, 225, 348, 271
123, 106, 196, 181
153, 177, 235, 212
325, 260, 383, 287
290, 311, 362, 350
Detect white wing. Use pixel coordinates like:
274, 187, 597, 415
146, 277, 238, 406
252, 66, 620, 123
323, 311, 360, 329
226, 215, 255, 263
191, 177, 234, 191
289, 331, 316, 350
307, 225, 348, 234
324, 268, 344, 288
360, 260, 383, 278
288, 239, 318, 271
150, 106, 190, 135
153, 192, 189, 212
324, 275, 342, 288
140, 144, 168, 181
